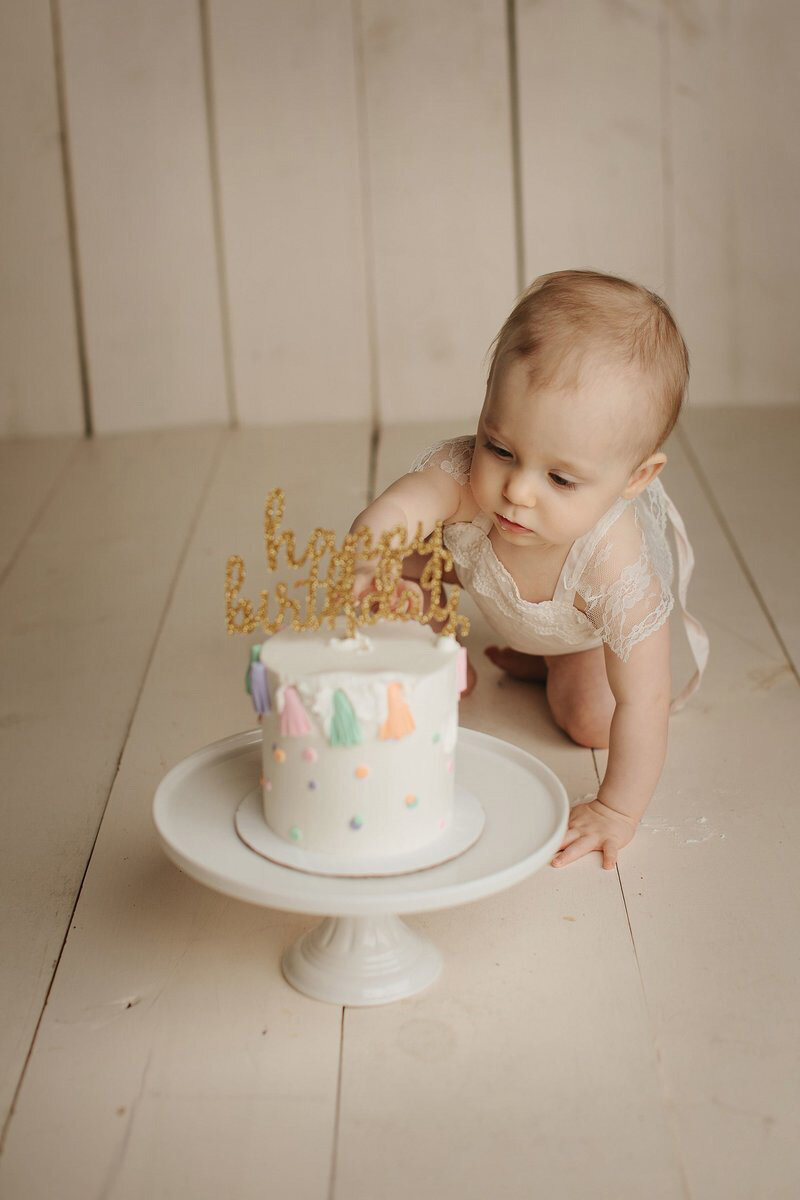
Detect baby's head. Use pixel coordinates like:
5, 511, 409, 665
470, 269, 689, 548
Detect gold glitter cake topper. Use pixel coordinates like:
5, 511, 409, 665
225, 487, 470, 640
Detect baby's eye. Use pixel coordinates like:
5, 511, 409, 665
483, 439, 576, 488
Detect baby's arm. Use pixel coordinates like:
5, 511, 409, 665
553, 504, 674, 870
598, 620, 672, 822
349, 468, 463, 578
553, 623, 671, 870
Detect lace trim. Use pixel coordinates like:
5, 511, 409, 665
578, 552, 675, 661
573, 481, 675, 661
409, 439, 677, 659
443, 523, 596, 644
409, 435, 475, 486
445, 477, 676, 657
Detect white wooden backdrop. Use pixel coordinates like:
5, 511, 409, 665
1, 0, 799, 437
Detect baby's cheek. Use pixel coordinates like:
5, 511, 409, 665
468, 461, 490, 505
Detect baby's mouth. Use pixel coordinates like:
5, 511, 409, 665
496, 512, 533, 533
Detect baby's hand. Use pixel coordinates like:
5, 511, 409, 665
352, 570, 425, 616
352, 567, 377, 604
551, 797, 638, 870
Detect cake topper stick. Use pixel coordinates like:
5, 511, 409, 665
225, 487, 469, 639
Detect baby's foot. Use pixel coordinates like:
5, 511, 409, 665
484, 644, 548, 683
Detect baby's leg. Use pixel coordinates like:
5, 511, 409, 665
543, 646, 615, 749
483, 645, 548, 683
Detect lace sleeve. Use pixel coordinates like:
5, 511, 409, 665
408, 435, 475, 486
574, 491, 675, 662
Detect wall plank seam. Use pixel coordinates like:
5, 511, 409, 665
49, 0, 92, 437
506, 0, 526, 295
352, 0, 381, 437
659, 3, 675, 304
198, 0, 238, 428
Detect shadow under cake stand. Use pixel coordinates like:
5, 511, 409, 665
153, 727, 569, 1006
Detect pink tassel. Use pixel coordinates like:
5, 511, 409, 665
380, 682, 415, 740
280, 685, 312, 736
456, 645, 468, 695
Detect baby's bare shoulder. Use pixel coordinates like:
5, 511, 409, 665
406, 434, 480, 527
445, 485, 481, 526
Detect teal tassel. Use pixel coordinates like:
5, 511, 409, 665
330, 688, 362, 747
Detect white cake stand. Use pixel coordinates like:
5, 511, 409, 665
153, 727, 569, 1006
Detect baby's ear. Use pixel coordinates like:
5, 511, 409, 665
622, 452, 667, 498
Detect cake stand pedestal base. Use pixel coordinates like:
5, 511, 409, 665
153, 727, 569, 1006
282, 914, 441, 1005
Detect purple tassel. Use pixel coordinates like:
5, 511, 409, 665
250, 662, 270, 715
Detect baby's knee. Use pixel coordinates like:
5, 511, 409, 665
553, 697, 613, 750
569, 718, 611, 750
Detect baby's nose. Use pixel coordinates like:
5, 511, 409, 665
503, 473, 536, 506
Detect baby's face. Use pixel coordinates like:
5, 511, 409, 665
470, 353, 656, 550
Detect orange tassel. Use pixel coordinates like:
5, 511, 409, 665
380, 682, 415, 740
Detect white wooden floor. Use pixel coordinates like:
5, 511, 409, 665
0, 409, 798, 1199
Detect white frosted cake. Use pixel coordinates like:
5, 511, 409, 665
245, 616, 467, 859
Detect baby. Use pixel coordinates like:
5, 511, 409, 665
348, 270, 709, 872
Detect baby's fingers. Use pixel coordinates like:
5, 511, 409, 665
551, 834, 596, 868
554, 825, 584, 855
352, 573, 376, 601
601, 839, 620, 870
373, 578, 425, 616
395, 579, 425, 609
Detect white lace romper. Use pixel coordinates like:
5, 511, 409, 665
409, 435, 709, 716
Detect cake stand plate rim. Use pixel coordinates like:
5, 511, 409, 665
152, 727, 569, 916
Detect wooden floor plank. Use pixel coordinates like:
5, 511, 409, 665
0, 430, 222, 1130
0, 425, 371, 1199
0, 437, 79, 582
2, 414, 796, 1197
679, 405, 800, 676
332, 423, 686, 1199
597, 424, 800, 1198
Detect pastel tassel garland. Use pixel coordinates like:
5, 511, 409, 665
280, 685, 312, 736
249, 662, 269, 717
380, 682, 415, 740
330, 689, 362, 747
456, 645, 469, 695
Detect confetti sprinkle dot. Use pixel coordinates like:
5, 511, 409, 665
355, 765, 369, 780
350, 815, 364, 830
439, 818, 446, 830
447, 759, 454, 773
272, 748, 286, 763
432, 732, 441, 743
308, 780, 318, 790
289, 826, 302, 842
259, 773, 265, 786
404, 794, 418, 808
265, 780, 273, 792
302, 747, 317, 763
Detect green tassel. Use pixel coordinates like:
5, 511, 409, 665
330, 688, 362, 747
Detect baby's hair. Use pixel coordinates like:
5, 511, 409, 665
484, 269, 690, 468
